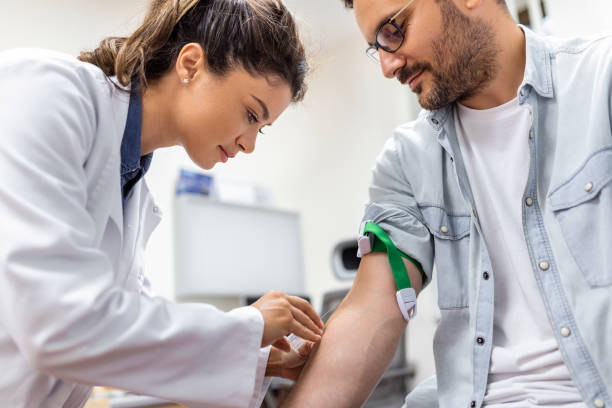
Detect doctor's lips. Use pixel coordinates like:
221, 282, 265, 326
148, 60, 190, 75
218, 146, 235, 163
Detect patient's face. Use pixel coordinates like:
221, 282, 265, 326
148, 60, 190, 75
354, 0, 500, 110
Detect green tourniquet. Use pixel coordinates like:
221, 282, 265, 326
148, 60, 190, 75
363, 222, 425, 290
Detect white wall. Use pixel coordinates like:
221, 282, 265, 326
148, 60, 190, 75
0, 0, 147, 54
543, 0, 612, 37
3, 0, 611, 390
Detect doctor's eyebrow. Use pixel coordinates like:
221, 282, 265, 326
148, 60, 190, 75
250, 94, 269, 121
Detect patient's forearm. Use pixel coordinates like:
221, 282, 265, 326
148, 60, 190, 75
282, 253, 417, 407
283, 303, 405, 406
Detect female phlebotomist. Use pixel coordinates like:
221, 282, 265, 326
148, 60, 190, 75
0, 0, 323, 407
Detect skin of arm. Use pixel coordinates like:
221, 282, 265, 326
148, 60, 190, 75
281, 252, 423, 407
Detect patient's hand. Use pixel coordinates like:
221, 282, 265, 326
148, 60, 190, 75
266, 339, 314, 381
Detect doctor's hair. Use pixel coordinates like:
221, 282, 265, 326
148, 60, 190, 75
78, 0, 308, 102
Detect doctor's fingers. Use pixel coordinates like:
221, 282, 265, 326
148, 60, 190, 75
273, 337, 292, 352
297, 341, 313, 359
286, 295, 324, 329
288, 305, 323, 342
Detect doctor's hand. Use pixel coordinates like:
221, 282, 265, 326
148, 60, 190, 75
252, 291, 324, 348
266, 341, 314, 381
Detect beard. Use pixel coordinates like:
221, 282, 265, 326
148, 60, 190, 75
400, 0, 500, 110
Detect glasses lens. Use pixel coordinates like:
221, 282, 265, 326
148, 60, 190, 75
366, 46, 380, 63
377, 22, 403, 52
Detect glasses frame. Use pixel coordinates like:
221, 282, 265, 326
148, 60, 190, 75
366, 0, 416, 63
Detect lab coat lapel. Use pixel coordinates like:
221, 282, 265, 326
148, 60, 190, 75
87, 136, 123, 245
104, 82, 131, 241
107, 167, 124, 240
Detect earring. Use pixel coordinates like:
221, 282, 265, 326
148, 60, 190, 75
183, 78, 190, 84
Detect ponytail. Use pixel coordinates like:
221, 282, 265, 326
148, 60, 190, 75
79, 0, 308, 101
79, 0, 198, 87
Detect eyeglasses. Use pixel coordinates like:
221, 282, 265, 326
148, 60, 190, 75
365, 0, 415, 63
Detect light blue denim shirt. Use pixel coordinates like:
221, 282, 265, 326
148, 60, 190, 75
362, 27, 612, 408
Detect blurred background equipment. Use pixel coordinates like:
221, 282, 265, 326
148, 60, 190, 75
173, 178, 305, 308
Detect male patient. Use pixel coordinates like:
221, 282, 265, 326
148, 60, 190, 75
283, 0, 612, 407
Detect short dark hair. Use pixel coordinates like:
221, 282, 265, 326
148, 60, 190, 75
341, 0, 506, 9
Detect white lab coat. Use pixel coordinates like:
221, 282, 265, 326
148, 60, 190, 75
0, 49, 268, 408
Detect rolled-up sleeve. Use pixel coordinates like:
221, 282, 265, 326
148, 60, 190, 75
362, 136, 434, 286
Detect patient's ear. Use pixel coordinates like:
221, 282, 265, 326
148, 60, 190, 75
464, 0, 482, 10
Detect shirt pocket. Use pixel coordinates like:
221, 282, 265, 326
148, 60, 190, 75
420, 205, 471, 309
549, 146, 612, 288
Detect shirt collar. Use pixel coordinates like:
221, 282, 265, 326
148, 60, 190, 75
520, 24, 554, 99
120, 82, 152, 177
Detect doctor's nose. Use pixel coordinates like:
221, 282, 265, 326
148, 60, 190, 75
236, 131, 257, 155
379, 49, 406, 80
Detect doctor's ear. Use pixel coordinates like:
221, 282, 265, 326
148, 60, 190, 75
175, 43, 206, 84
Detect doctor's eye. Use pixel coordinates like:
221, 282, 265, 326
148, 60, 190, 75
247, 110, 259, 124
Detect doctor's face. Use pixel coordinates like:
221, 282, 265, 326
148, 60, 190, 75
354, 0, 499, 110
173, 67, 292, 170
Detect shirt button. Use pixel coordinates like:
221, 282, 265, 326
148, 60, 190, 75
441, 226, 449, 234
585, 182, 594, 192
594, 398, 605, 407
432, 118, 439, 125
476, 337, 485, 345
520, 88, 526, 96
560, 327, 571, 337
525, 197, 534, 206
483, 271, 490, 280
539, 261, 550, 271
153, 206, 160, 213
529, 130, 534, 139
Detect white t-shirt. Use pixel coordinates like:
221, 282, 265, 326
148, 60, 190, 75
454, 98, 584, 407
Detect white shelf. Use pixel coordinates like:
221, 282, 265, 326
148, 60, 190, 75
173, 195, 306, 299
